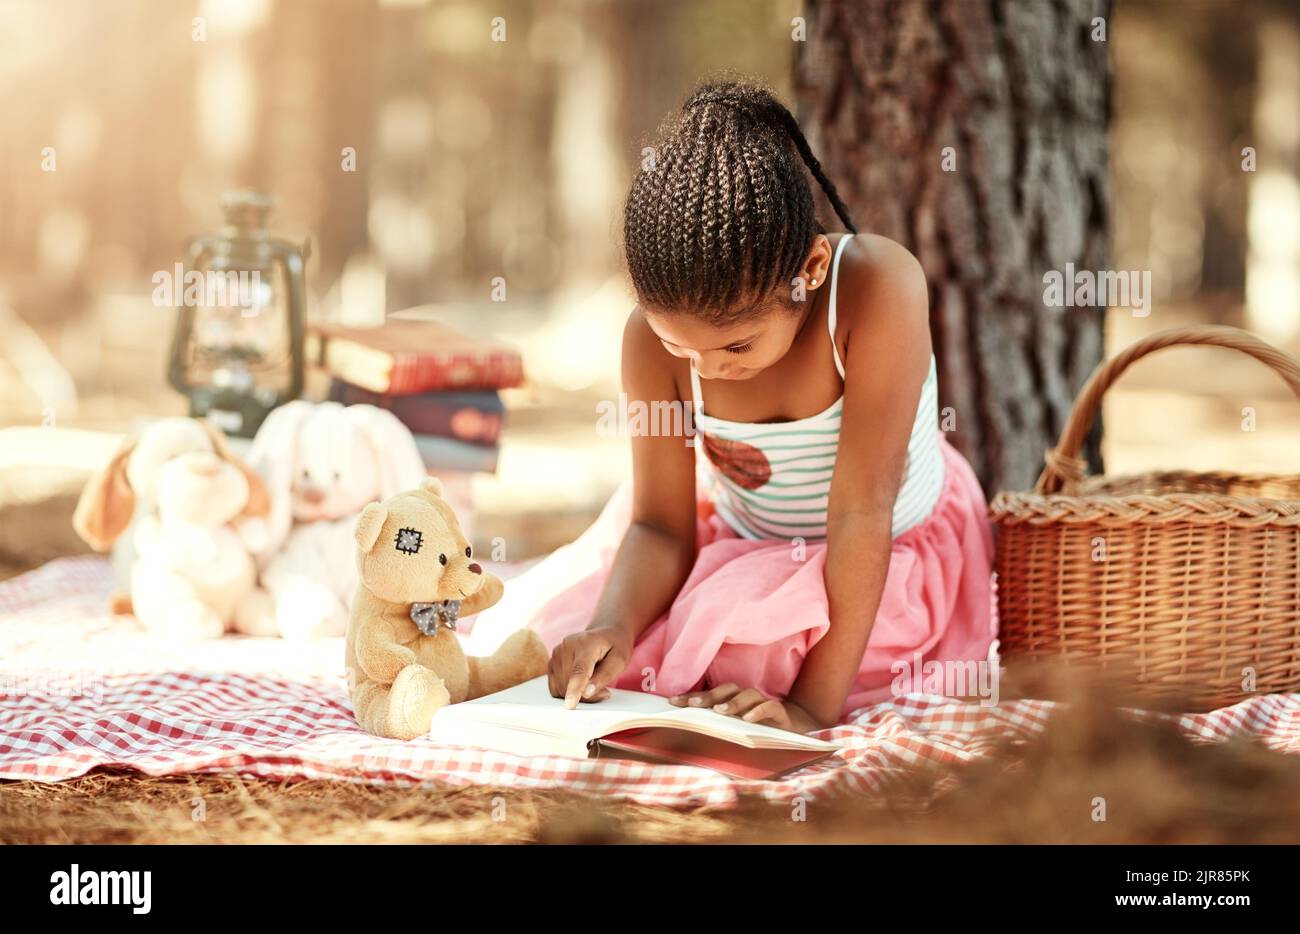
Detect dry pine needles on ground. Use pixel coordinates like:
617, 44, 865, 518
4, 666, 1298, 844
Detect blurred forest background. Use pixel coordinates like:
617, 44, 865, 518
1, 0, 1298, 574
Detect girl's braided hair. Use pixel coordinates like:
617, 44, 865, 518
623, 80, 857, 324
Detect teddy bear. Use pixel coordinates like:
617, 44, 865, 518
346, 476, 548, 740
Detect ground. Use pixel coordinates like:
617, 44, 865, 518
5, 670, 1299, 844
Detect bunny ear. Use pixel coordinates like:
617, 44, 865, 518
349, 404, 427, 499
73, 435, 139, 551
195, 418, 271, 518
243, 400, 316, 554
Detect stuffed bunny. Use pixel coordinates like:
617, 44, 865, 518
237, 400, 428, 641
73, 417, 271, 640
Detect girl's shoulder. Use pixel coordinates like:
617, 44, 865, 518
833, 233, 928, 324
832, 232, 931, 364
621, 304, 692, 399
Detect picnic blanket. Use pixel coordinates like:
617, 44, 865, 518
2, 557, 1298, 809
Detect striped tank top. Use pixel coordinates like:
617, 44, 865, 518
690, 233, 945, 541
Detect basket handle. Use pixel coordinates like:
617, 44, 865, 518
1034, 325, 1300, 494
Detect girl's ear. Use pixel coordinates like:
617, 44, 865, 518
799, 233, 834, 292
355, 503, 388, 553
196, 418, 271, 518
73, 436, 140, 551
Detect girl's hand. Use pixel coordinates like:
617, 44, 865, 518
669, 683, 825, 733
548, 627, 633, 709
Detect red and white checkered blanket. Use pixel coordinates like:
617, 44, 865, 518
2, 557, 1298, 808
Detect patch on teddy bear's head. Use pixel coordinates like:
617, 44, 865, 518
394, 527, 423, 554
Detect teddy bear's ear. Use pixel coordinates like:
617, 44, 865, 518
355, 503, 388, 553
420, 476, 444, 498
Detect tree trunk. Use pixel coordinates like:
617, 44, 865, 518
795, 0, 1111, 494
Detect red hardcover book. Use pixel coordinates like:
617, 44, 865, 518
328, 381, 505, 445
590, 728, 838, 781
308, 320, 524, 395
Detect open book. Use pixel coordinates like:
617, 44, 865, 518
425, 676, 841, 780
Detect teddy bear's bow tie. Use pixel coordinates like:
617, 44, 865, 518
410, 600, 461, 635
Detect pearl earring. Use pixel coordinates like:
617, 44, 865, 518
810, 278, 818, 286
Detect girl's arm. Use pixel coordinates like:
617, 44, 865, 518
783, 236, 934, 728
548, 310, 698, 707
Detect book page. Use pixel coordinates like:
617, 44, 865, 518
431, 676, 674, 741
430, 676, 836, 751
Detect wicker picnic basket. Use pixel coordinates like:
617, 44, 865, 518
989, 325, 1300, 710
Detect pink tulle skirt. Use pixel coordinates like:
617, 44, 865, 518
466, 432, 996, 720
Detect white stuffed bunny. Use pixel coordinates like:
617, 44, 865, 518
236, 400, 427, 640
73, 417, 270, 640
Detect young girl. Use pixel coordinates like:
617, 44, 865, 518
469, 80, 995, 732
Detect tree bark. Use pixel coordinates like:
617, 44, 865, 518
795, 0, 1111, 494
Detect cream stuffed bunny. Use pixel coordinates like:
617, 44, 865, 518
73, 417, 270, 640
236, 401, 428, 641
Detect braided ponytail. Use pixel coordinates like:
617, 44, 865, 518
684, 83, 858, 235
624, 80, 857, 322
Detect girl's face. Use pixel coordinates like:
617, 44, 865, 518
642, 301, 808, 381
639, 235, 834, 380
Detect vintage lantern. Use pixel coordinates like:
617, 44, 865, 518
167, 190, 307, 438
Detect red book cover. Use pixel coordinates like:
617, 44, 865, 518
309, 320, 525, 395
591, 727, 838, 781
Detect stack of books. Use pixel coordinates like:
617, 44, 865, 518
308, 318, 524, 474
